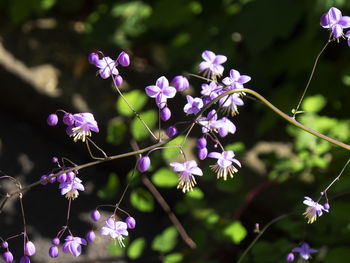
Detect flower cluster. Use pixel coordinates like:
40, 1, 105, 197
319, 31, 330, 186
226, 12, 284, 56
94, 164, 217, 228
321, 7, 350, 45
302, 196, 329, 224
286, 242, 317, 262
1, 239, 36, 263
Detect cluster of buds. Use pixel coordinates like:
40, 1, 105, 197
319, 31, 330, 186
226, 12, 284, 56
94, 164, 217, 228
1, 239, 35, 263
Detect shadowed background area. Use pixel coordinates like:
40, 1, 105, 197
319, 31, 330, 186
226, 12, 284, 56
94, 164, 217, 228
0, 0, 350, 262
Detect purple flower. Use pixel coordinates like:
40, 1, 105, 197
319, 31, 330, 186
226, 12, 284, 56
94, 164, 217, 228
91, 210, 101, 222
52, 238, 60, 245
49, 246, 59, 258
170, 160, 203, 193
201, 81, 223, 97
95, 56, 119, 79
68, 113, 99, 142
126, 216, 136, 229
212, 117, 236, 137
47, 113, 58, 126
62, 235, 87, 257
320, 7, 350, 38
222, 69, 251, 90
198, 109, 218, 134
137, 156, 151, 173
219, 93, 244, 116
100, 218, 128, 247
183, 95, 203, 115
59, 176, 85, 199
145, 76, 176, 108
88, 52, 99, 66
208, 150, 241, 180
198, 50, 227, 79
302, 196, 328, 224
2, 251, 13, 263
292, 242, 317, 261
25, 241, 35, 256
171, 75, 189, 91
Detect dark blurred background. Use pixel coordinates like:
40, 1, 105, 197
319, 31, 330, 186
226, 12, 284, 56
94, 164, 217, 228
0, 0, 349, 262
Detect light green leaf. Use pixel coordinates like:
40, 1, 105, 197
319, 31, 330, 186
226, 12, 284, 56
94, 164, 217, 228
130, 188, 154, 212
223, 221, 247, 244
97, 173, 119, 200
162, 136, 185, 162
301, 94, 327, 113
186, 188, 204, 199
131, 110, 157, 141
163, 253, 183, 263
127, 237, 146, 259
152, 226, 178, 253
106, 119, 127, 145
152, 168, 178, 188
108, 237, 128, 256
117, 90, 148, 117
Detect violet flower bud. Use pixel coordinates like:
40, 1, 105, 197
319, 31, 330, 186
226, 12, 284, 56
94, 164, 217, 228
67, 171, 75, 181
20, 256, 30, 263
52, 157, 58, 163
49, 246, 58, 258
126, 216, 136, 229
160, 107, 171, 121
88, 52, 99, 66
86, 231, 95, 242
118, 51, 130, 67
166, 126, 177, 138
63, 113, 74, 126
25, 241, 36, 256
48, 173, 56, 184
3, 251, 13, 263
40, 175, 48, 185
57, 173, 67, 183
171, 75, 189, 91
196, 137, 207, 149
324, 203, 330, 210
65, 126, 73, 136
198, 147, 208, 160
115, 75, 123, 87
286, 252, 294, 262
91, 210, 101, 222
52, 237, 60, 246
2, 241, 8, 249
137, 156, 151, 173
47, 114, 58, 126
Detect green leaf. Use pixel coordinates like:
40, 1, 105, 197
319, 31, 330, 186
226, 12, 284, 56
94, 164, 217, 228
106, 118, 127, 145
117, 90, 148, 117
152, 226, 178, 253
301, 94, 327, 113
127, 237, 146, 259
162, 136, 185, 162
163, 253, 183, 263
131, 110, 157, 141
97, 173, 119, 200
186, 188, 204, 199
108, 237, 128, 256
225, 142, 245, 154
223, 221, 247, 244
152, 168, 178, 188
130, 188, 154, 212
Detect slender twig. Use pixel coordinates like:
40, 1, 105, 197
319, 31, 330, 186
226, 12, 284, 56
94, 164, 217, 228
141, 175, 196, 249
323, 158, 350, 194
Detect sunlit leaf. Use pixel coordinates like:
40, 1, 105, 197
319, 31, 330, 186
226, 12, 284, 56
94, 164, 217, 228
301, 94, 327, 113
130, 188, 154, 212
223, 221, 247, 244
117, 90, 148, 117
152, 226, 178, 253
152, 168, 178, 188
163, 252, 183, 263
97, 173, 119, 200
127, 237, 146, 259
131, 110, 157, 141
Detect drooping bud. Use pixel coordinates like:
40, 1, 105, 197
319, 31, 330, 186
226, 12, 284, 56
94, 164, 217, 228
324, 203, 330, 210
166, 126, 177, 138
2, 241, 8, 249
20, 255, 30, 263
286, 252, 294, 262
47, 114, 58, 126
160, 107, 171, 121
52, 238, 60, 246
3, 251, 13, 263
67, 171, 75, 181
48, 173, 56, 184
25, 241, 36, 256
49, 246, 58, 258
198, 148, 208, 160
196, 137, 207, 149
171, 75, 189, 91
40, 175, 48, 185
126, 216, 136, 229
118, 51, 130, 67
137, 156, 151, 173
57, 173, 67, 183
86, 231, 95, 242
88, 52, 99, 66
114, 75, 123, 86
91, 210, 101, 222
63, 113, 74, 126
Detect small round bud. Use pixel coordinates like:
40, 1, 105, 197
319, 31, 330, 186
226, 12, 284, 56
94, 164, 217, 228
137, 156, 151, 173
115, 75, 123, 87
160, 107, 171, 122
166, 126, 177, 138
25, 241, 36, 256
324, 203, 330, 210
48, 173, 56, 184
67, 171, 75, 181
57, 173, 67, 183
3, 251, 13, 263
47, 114, 58, 126
63, 113, 74, 126
118, 51, 130, 67
198, 147, 208, 160
52, 238, 60, 246
171, 75, 189, 91
86, 231, 95, 242
286, 252, 294, 262
20, 255, 30, 263
196, 137, 207, 149
40, 175, 48, 185
126, 216, 136, 229
88, 52, 99, 65
2, 241, 8, 249
49, 246, 58, 258
52, 157, 58, 163
91, 210, 101, 222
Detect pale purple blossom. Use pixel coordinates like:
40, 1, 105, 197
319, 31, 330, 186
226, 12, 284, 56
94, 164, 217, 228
201, 81, 223, 97
170, 160, 203, 193
95, 56, 119, 79
198, 109, 218, 134
25, 241, 35, 256
222, 69, 251, 90
183, 95, 203, 115
320, 7, 350, 38
171, 75, 189, 91
302, 196, 328, 224
59, 176, 85, 199
292, 242, 317, 261
208, 150, 241, 180
212, 117, 236, 137
145, 76, 176, 108
219, 93, 244, 116
62, 236, 87, 257
68, 113, 99, 142
199, 50, 227, 79
100, 218, 128, 247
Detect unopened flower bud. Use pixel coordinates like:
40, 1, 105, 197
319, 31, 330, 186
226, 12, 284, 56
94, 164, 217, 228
52, 157, 58, 163
137, 156, 151, 173
86, 231, 95, 242
20, 255, 30, 263
65, 126, 73, 136
160, 107, 171, 121
118, 51, 130, 67
166, 126, 177, 138
63, 113, 74, 126
88, 52, 99, 66
47, 114, 58, 126
196, 137, 207, 149
3, 251, 13, 263
49, 246, 58, 258
286, 252, 294, 262
67, 171, 75, 181
171, 75, 189, 91
52, 237, 60, 246
40, 175, 48, 185
126, 216, 136, 229
48, 173, 56, 184
91, 210, 101, 222
57, 173, 67, 183
324, 203, 330, 210
115, 75, 123, 86
2, 241, 8, 249
198, 147, 208, 160
25, 241, 36, 256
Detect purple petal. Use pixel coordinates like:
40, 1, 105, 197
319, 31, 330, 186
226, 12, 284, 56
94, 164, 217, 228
320, 13, 330, 28
229, 69, 240, 80
233, 159, 242, 167
145, 85, 160, 97
208, 152, 221, 159
162, 86, 176, 98
329, 7, 342, 23
339, 16, 350, 28
238, 75, 251, 84
213, 55, 227, 65
332, 24, 343, 38
199, 61, 210, 71
202, 50, 215, 62
190, 167, 203, 176
156, 76, 169, 89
